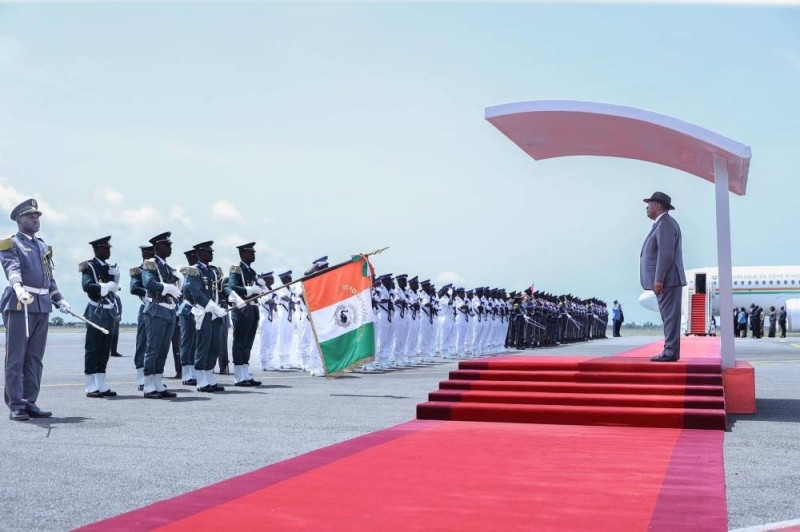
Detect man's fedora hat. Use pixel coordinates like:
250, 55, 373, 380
643, 191, 675, 210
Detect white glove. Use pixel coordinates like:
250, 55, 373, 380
162, 284, 181, 298
108, 265, 121, 283
245, 285, 265, 297
205, 299, 227, 318
57, 300, 72, 314
13, 284, 34, 305
228, 292, 247, 309
256, 278, 266, 288
100, 281, 118, 297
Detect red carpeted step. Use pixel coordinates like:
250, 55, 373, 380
449, 369, 722, 386
416, 401, 727, 430
458, 359, 721, 374
438, 379, 724, 397
428, 389, 726, 410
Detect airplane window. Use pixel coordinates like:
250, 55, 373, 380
770, 281, 774, 285
748, 281, 752, 285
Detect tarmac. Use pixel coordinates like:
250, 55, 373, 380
0, 330, 798, 531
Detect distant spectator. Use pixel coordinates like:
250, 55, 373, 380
768, 306, 777, 338
611, 300, 623, 337
779, 306, 787, 338
737, 307, 748, 338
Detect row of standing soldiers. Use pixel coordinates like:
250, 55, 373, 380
505, 291, 609, 349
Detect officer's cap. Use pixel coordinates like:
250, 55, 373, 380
237, 242, 256, 252
409, 276, 418, 283
261, 271, 274, 277
193, 241, 214, 252
148, 232, 172, 245
183, 249, 197, 258
312, 255, 328, 265
396, 274, 408, 280
10, 198, 42, 221
139, 244, 154, 251
379, 273, 392, 280
89, 236, 112, 248
278, 270, 292, 278
456, 286, 465, 291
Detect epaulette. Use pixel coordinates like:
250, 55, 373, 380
45, 246, 53, 260
180, 266, 200, 277
130, 267, 142, 276
79, 261, 89, 272
230, 265, 242, 274
142, 258, 157, 271
0, 236, 12, 251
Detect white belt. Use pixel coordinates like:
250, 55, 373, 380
88, 300, 116, 310
23, 285, 49, 295
159, 302, 176, 310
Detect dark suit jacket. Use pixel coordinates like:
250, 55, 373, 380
640, 213, 686, 290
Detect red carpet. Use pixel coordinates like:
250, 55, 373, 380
81, 420, 726, 531
418, 338, 727, 430
81, 338, 728, 531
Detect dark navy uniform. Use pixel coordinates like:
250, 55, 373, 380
130, 244, 154, 390
80, 236, 120, 397
1, 199, 69, 420
140, 232, 180, 398
225, 242, 264, 386
178, 249, 199, 385
184, 241, 227, 392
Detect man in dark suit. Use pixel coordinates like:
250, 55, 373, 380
640, 192, 686, 362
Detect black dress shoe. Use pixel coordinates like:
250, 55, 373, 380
10, 409, 29, 421
137, 384, 144, 391
159, 390, 177, 398
247, 378, 262, 386
211, 383, 225, 392
100, 389, 117, 397
167, 374, 182, 380
110, 353, 124, 357
197, 385, 216, 393
234, 380, 254, 387
182, 379, 197, 386
143, 390, 162, 399
25, 406, 53, 418
86, 391, 103, 398
650, 354, 679, 362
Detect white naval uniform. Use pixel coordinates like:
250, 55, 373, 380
418, 290, 436, 362
404, 287, 420, 364
258, 289, 280, 370
275, 285, 298, 369
390, 286, 409, 366
437, 293, 455, 358
373, 285, 394, 368
454, 296, 472, 357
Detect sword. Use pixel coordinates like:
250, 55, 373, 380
64, 308, 109, 334
24, 302, 30, 338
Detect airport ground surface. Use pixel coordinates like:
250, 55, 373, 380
0, 330, 798, 531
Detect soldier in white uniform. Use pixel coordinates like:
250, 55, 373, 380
417, 280, 437, 362
436, 284, 455, 358
404, 276, 421, 365
390, 275, 410, 367
454, 287, 472, 357
257, 272, 280, 371
300, 256, 328, 377
275, 271, 298, 370
373, 274, 394, 369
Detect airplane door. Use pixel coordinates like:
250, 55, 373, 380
695, 273, 707, 294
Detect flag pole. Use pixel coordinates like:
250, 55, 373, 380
229, 247, 388, 311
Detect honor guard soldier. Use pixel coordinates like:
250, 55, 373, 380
258, 272, 280, 371
301, 256, 328, 376
130, 244, 155, 390
80, 236, 120, 397
2, 199, 71, 421
141, 232, 180, 399
184, 241, 227, 392
178, 249, 199, 385
275, 270, 298, 370
391, 274, 410, 367
374, 274, 394, 369
405, 276, 421, 365
225, 242, 265, 386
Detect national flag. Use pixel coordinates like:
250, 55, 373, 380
302, 254, 376, 375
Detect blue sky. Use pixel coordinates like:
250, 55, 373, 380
1, 1, 799, 325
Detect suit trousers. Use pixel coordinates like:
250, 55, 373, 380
231, 305, 259, 365
657, 285, 682, 359
3, 311, 49, 412
144, 313, 176, 376
178, 313, 196, 367
134, 304, 149, 370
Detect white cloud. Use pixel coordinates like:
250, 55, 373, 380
121, 205, 158, 226
170, 205, 193, 228
212, 200, 245, 225
436, 270, 465, 286
103, 190, 124, 205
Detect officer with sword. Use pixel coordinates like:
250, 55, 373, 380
1, 199, 72, 421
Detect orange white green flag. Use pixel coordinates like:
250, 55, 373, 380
302, 255, 376, 375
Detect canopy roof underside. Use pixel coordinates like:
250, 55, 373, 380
485, 100, 751, 195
